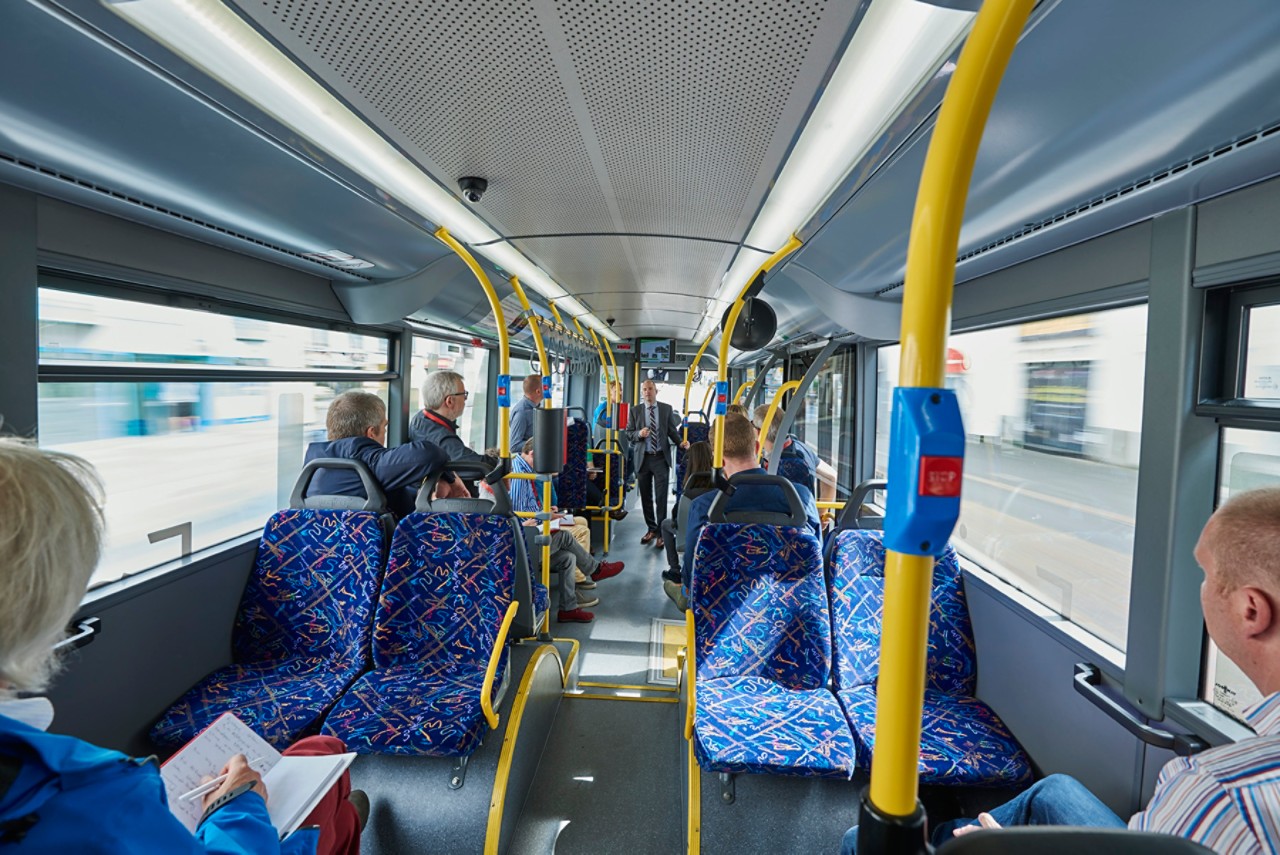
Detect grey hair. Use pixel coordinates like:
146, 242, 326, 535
422, 370, 464, 412
0, 439, 103, 696
326, 390, 386, 440
753, 403, 783, 444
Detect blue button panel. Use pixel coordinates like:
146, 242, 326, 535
883, 387, 965, 556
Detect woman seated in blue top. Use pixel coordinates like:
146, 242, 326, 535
0, 439, 363, 854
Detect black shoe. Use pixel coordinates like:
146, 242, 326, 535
349, 789, 370, 831
662, 569, 682, 585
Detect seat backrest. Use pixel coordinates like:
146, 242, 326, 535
775, 452, 817, 496
234, 508, 386, 664
691, 522, 828, 689
827, 529, 974, 694
554, 418, 589, 509
674, 493, 696, 549
374, 512, 516, 669
589, 447, 625, 502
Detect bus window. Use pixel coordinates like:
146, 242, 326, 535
1243, 304, 1280, 400
37, 289, 390, 587
791, 349, 854, 499
875, 303, 1149, 650
411, 336, 489, 452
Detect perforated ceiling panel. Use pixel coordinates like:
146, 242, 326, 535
234, 0, 862, 337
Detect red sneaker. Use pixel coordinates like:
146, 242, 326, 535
591, 561, 625, 581
557, 608, 594, 623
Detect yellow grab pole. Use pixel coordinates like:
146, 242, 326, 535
508, 277, 552, 403
683, 335, 714, 442
732, 382, 751, 405
758, 380, 801, 458
869, 0, 1035, 820
700, 383, 715, 416
713, 235, 802, 468
435, 227, 511, 460
547, 301, 566, 327
586, 326, 618, 552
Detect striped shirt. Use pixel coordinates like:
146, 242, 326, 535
1129, 691, 1280, 853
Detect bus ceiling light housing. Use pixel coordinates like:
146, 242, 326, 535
692, 0, 975, 343
103, 0, 619, 342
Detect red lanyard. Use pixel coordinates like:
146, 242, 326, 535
422, 410, 456, 434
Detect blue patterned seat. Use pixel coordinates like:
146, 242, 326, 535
590, 448, 625, 507
828, 530, 1033, 786
321, 513, 516, 756
675, 418, 710, 497
554, 419, 589, 509
532, 581, 549, 617
776, 453, 816, 496
151, 508, 386, 749
691, 523, 857, 778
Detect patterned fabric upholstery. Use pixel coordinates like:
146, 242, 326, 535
322, 512, 515, 756
693, 525, 831, 689
590, 449, 625, 505
675, 421, 710, 497
532, 581, 549, 618
828, 529, 1033, 786
555, 420, 589, 509
151, 509, 385, 749
691, 523, 857, 777
829, 530, 974, 693
839, 686, 1033, 786
694, 676, 856, 778
776, 454, 816, 496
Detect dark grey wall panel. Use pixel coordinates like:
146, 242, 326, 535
965, 574, 1145, 816
48, 540, 257, 756
1196, 173, 1280, 273
37, 197, 347, 320
0, 185, 37, 436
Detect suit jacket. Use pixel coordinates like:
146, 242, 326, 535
625, 400, 683, 468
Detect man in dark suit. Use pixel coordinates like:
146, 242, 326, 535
625, 379, 688, 547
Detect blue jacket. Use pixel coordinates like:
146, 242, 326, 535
508, 396, 538, 451
0, 713, 316, 853
303, 436, 449, 517
682, 467, 820, 587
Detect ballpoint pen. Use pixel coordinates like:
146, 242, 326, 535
178, 757, 266, 801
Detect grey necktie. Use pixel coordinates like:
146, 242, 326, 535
648, 404, 659, 452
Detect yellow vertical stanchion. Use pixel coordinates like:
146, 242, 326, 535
682, 336, 714, 443
712, 235, 801, 470
757, 380, 801, 459
583, 324, 619, 552
434, 227, 511, 461
861, 2, 1034, 850
509, 276, 554, 634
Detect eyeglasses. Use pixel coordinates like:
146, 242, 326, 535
448, 390, 470, 400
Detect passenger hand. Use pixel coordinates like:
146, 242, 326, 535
638, 427, 650, 438
202, 754, 266, 811
952, 813, 1001, 836
679, 441, 690, 450
433, 475, 470, 499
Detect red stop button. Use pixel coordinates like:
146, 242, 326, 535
919, 456, 963, 497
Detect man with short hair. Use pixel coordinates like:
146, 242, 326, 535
669, 414, 819, 609
410, 369, 498, 469
752, 403, 838, 504
509, 439, 624, 623
626, 379, 688, 548
508, 373, 543, 451
304, 390, 464, 517
842, 486, 1280, 854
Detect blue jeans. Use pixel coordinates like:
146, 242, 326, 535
840, 775, 1126, 854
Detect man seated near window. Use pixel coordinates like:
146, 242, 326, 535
753, 403, 838, 526
671, 414, 820, 610
305, 390, 465, 517
409, 369, 499, 470
509, 439, 624, 624
842, 486, 1280, 855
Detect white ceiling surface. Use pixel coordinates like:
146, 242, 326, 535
232, 0, 863, 338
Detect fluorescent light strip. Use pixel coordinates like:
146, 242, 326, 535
105, 0, 619, 342
694, 0, 975, 344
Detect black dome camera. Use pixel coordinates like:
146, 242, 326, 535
606, 317, 616, 327
458, 176, 487, 204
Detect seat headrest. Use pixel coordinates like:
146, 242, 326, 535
291, 458, 387, 512
417, 459, 513, 514
707, 472, 808, 526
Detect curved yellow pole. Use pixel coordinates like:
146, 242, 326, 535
732, 382, 751, 405
758, 379, 801, 456
700, 382, 715, 416
435, 227, 511, 459
683, 336, 714, 442
481, 601, 520, 729
713, 235, 802, 468
586, 326, 621, 550
547, 301, 566, 327
508, 276, 554, 633
870, 0, 1035, 818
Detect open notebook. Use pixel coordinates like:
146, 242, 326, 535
160, 712, 355, 840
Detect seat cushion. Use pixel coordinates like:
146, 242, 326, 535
151, 657, 359, 749
838, 685, 1034, 786
554, 420, 589, 509
322, 658, 506, 757
694, 676, 857, 778
532, 581, 549, 617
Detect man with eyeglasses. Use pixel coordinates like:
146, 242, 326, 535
410, 369, 500, 470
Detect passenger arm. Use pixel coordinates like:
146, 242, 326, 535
815, 458, 838, 503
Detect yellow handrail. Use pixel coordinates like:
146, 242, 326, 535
684, 609, 696, 741
481, 601, 520, 729
757, 379, 801, 452
713, 235, 802, 468
700, 383, 715, 416
434, 227, 511, 460
732, 381, 752, 405
682, 335, 714, 441
869, 0, 1035, 819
